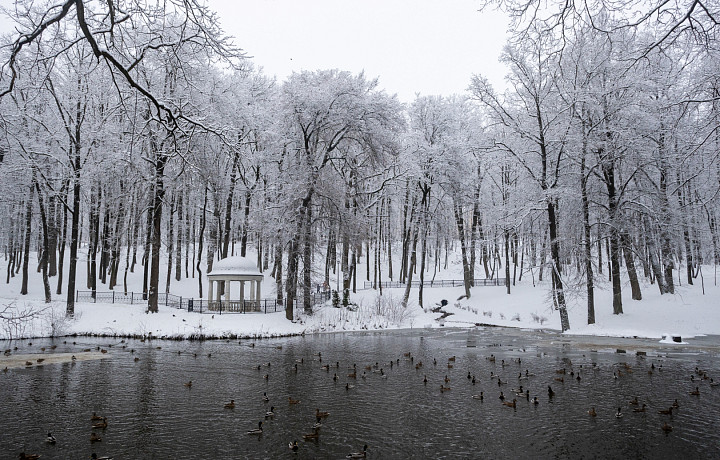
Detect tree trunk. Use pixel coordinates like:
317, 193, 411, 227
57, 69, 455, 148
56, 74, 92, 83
34, 175, 51, 303
621, 230, 642, 300
454, 202, 472, 299
20, 174, 34, 295
148, 148, 167, 313
548, 200, 570, 331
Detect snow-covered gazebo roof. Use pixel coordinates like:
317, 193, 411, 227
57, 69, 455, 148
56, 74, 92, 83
209, 256, 262, 278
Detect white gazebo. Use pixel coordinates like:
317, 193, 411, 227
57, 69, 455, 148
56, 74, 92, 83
207, 256, 264, 312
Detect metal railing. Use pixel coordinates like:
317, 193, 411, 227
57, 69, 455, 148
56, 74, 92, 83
363, 278, 507, 290
76, 290, 331, 314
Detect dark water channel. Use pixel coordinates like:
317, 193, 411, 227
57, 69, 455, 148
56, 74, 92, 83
2, 328, 720, 459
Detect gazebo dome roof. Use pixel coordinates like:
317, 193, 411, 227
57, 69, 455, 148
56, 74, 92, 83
210, 256, 262, 276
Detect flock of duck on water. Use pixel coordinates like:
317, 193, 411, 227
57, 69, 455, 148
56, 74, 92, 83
9, 339, 720, 458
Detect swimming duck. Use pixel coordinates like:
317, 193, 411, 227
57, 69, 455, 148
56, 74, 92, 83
710, 379, 719, 387
289, 440, 299, 451
633, 404, 647, 413
658, 407, 673, 415
511, 386, 523, 395
91, 413, 104, 421
380, 369, 387, 379
265, 406, 275, 418
346, 444, 368, 458
672, 399, 680, 408
532, 396, 539, 405
90, 432, 102, 442
346, 383, 354, 390
440, 385, 451, 392
588, 407, 597, 417
472, 393, 484, 400
502, 398, 517, 408
690, 387, 700, 396
554, 377, 564, 383
303, 429, 320, 441
288, 397, 300, 405
92, 418, 108, 429
312, 417, 322, 429
471, 376, 476, 385
661, 422, 673, 433
629, 396, 639, 406
19, 454, 41, 460
547, 386, 555, 397
423, 375, 428, 384
183, 381, 192, 388
615, 407, 623, 418
46, 432, 56, 444
333, 373, 339, 381
444, 375, 450, 383
247, 421, 263, 435
90, 454, 113, 460
224, 400, 235, 409
262, 392, 270, 402
448, 356, 456, 362
499, 392, 505, 401
316, 408, 330, 418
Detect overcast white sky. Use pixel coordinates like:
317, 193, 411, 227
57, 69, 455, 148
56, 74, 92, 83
211, 0, 509, 102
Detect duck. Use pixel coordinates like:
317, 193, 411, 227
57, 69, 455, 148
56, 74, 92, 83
92, 418, 108, 429
448, 356, 456, 362
265, 406, 275, 418
288, 397, 300, 405
224, 400, 235, 409
18, 454, 41, 460
312, 417, 322, 429
346, 383, 354, 390
262, 392, 270, 402
91, 413, 104, 421
710, 378, 719, 387
633, 404, 647, 413
333, 373, 339, 381
532, 396, 539, 405
444, 375, 451, 383
690, 387, 700, 396
615, 407, 623, 418
289, 440, 299, 451
502, 398, 517, 408
471, 392, 484, 401
662, 422, 673, 433
554, 377, 564, 383
672, 399, 680, 408
183, 381, 192, 388
303, 430, 319, 441
588, 407, 597, 417
46, 432, 56, 444
90, 454, 113, 460
246, 421, 263, 435
346, 444, 368, 458
90, 432, 102, 443
499, 391, 505, 401
316, 408, 330, 418
511, 385, 523, 395
423, 375, 428, 384
380, 369, 387, 379
629, 396, 639, 406
440, 385, 451, 392
547, 386, 555, 397
658, 407, 673, 415
471, 376, 476, 385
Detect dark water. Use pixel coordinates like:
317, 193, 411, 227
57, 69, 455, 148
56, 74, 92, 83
2, 328, 720, 459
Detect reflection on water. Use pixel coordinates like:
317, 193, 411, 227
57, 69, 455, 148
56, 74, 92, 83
2, 328, 720, 459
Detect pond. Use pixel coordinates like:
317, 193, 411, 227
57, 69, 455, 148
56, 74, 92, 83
2, 328, 720, 459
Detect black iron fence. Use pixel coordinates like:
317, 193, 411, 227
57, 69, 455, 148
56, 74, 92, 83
363, 278, 507, 290
75, 290, 331, 314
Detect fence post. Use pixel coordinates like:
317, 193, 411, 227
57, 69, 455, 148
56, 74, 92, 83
112, 291, 115, 303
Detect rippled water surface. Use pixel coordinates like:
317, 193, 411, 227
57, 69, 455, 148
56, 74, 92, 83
2, 328, 720, 459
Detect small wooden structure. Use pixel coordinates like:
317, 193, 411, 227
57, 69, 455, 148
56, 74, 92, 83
207, 256, 264, 312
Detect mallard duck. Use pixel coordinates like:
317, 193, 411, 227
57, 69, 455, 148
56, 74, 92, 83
262, 392, 270, 402
346, 383, 354, 390
92, 418, 108, 429
511, 386, 524, 395
380, 369, 387, 379
18, 454, 41, 460
547, 386, 555, 397
690, 387, 700, 396
661, 422, 673, 433
672, 399, 680, 408
312, 417, 322, 429
444, 375, 450, 383
91, 413, 104, 421
532, 396, 539, 405
346, 444, 368, 458
615, 407, 623, 418
503, 398, 517, 408
90, 432, 102, 442
629, 396, 639, 406
46, 432, 56, 444
347, 371, 357, 379
556, 368, 566, 374
448, 356, 456, 362
658, 407, 673, 415
499, 391, 505, 401
440, 385, 451, 392
265, 406, 275, 418
633, 404, 647, 413
423, 375, 428, 384
316, 408, 330, 418
554, 377, 564, 383
303, 429, 320, 441
289, 440, 299, 451
246, 421, 263, 435
90, 454, 113, 460
710, 378, 719, 387
288, 397, 300, 405
588, 407, 597, 417
333, 373, 339, 381
183, 381, 192, 388
224, 400, 235, 409
471, 392, 484, 400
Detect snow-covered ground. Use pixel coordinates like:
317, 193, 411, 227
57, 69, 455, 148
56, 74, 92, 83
1, 250, 719, 341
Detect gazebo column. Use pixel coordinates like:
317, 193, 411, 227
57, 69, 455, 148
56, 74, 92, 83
256, 279, 261, 303
250, 280, 255, 304
215, 279, 222, 309
208, 280, 214, 308
224, 278, 231, 310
